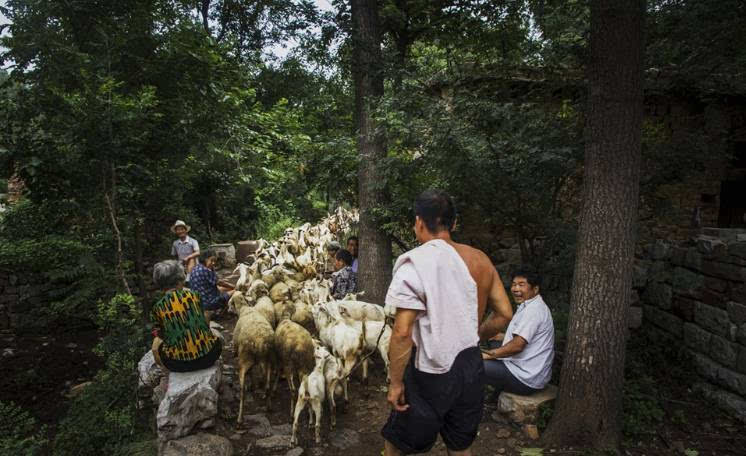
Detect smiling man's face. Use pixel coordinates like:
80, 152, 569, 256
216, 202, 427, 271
510, 276, 539, 304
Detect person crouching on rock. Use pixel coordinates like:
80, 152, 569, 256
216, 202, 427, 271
189, 248, 235, 324
150, 260, 222, 373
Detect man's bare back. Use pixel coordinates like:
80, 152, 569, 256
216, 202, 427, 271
449, 240, 512, 338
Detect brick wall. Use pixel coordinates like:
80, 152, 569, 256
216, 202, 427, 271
635, 229, 746, 422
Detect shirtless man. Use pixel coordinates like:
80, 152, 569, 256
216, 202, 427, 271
382, 189, 512, 456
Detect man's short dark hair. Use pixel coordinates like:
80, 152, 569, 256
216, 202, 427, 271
199, 248, 217, 264
512, 267, 542, 288
414, 189, 457, 233
336, 249, 353, 266
347, 236, 358, 244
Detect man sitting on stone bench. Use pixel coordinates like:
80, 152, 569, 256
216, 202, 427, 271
482, 268, 554, 397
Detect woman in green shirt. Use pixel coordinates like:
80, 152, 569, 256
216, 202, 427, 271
151, 260, 221, 372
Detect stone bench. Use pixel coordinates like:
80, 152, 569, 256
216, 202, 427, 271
495, 385, 558, 440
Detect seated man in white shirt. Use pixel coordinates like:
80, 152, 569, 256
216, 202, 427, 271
482, 268, 555, 396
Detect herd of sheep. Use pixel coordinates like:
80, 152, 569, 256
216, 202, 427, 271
226, 208, 395, 446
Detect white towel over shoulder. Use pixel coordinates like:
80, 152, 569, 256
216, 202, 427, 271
385, 239, 479, 374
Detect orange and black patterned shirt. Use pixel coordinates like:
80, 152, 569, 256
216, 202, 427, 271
150, 289, 217, 361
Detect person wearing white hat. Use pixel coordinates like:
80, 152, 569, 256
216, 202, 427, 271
170, 220, 200, 275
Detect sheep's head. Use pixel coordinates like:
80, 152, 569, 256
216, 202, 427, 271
314, 344, 331, 363
248, 279, 269, 298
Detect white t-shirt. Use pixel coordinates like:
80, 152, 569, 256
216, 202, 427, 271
502, 294, 554, 389
385, 239, 479, 374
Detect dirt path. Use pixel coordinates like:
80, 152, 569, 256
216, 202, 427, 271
210, 313, 536, 456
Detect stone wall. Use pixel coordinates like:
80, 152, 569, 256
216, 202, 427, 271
0, 270, 55, 334
635, 229, 746, 422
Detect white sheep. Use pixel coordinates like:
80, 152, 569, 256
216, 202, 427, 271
325, 300, 385, 322
338, 304, 392, 382
234, 263, 251, 292
316, 345, 344, 430
228, 290, 250, 315
291, 344, 328, 445
233, 307, 276, 424
312, 304, 364, 402
255, 295, 277, 329
274, 318, 315, 416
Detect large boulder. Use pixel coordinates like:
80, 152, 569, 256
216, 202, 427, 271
497, 385, 558, 425
160, 433, 233, 456
157, 363, 222, 441
138, 351, 165, 389
210, 243, 237, 269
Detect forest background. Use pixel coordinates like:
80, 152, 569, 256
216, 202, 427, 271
0, 0, 744, 454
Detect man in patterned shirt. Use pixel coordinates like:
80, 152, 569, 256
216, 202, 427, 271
150, 260, 221, 372
331, 249, 357, 300
189, 248, 235, 321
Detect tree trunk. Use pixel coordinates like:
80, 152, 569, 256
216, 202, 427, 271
542, 0, 644, 450
351, 0, 392, 305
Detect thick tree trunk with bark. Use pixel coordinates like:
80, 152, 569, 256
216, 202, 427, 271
351, 0, 392, 305
543, 0, 644, 450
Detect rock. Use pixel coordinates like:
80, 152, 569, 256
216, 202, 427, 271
496, 428, 511, 438
237, 240, 260, 264
696, 236, 727, 256
138, 351, 165, 389
2, 348, 14, 358
683, 323, 712, 349
245, 413, 272, 437
632, 263, 649, 289
329, 428, 360, 450
710, 335, 737, 367
694, 303, 730, 337
160, 433, 233, 456
522, 424, 540, 440
651, 240, 671, 260
728, 301, 746, 325
694, 382, 746, 423
66, 342, 78, 349
642, 282, 672, 310
628, 306, 643, 329
153, 376, 168, 405
497, 385, 558, 425
644, 305, 683, 337
210, 243, 237, 269
691, 352, 720, 381
211, 327, 225, 343
497, 449, 506, 454
229, 433, 242, 441
157, 364, 222, 441
272, 423, 292, 435
255, 434, 293, 450
286, 448, 304, 456
491, 411, 509, 424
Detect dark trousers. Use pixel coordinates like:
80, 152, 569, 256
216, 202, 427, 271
483, 339, 541, 396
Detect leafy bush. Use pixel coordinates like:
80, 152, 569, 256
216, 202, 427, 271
53, 294, 154, 455
0, 401, 47, 455
0, 201, 110, 330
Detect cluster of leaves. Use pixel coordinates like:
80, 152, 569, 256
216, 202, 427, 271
0, 401, 47, 456
0, 200, 110, 330
53, 294, 154, 456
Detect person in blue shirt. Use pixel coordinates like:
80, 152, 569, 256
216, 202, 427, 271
188, 248, 235, 322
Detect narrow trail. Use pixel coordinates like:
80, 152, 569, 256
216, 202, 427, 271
207, 267, 530, 455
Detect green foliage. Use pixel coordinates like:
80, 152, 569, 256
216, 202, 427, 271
0, 401, 47, 456
53, 294, 152, 456
0, 200, 109, 330
622, 329, 689, 437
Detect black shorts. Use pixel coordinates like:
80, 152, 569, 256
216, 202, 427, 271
381, 346, 485, 454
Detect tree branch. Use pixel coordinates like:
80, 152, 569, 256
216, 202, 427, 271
105, 193, 132, 295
